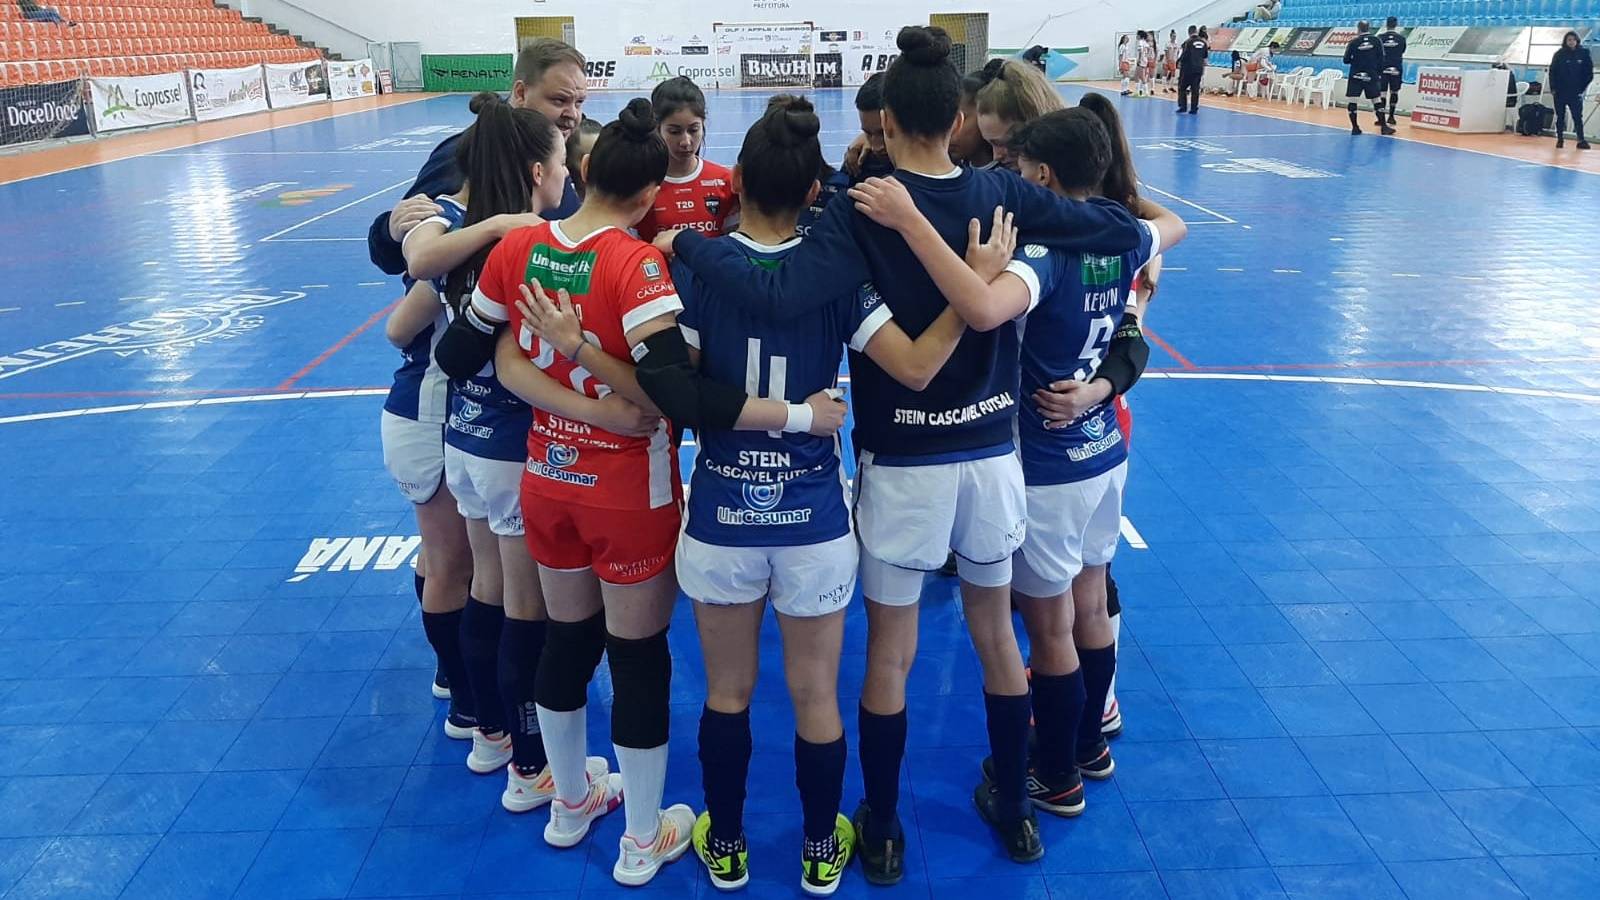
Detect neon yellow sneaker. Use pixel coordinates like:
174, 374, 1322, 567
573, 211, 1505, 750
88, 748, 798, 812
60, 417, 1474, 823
801, 813, 856, 896
692, 810, 749, 891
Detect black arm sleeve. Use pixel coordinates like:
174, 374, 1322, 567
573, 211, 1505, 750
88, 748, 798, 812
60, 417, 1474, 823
433, 306, 498, 380
633, 328, 750, 431
1092, 313, 1150, 397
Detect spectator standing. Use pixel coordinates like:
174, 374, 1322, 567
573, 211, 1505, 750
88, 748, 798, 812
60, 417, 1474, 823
1176, 26, 1209, 114
1550, 30, 1593, 150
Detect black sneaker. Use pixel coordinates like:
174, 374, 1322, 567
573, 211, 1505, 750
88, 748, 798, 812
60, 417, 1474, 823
1380, 124, 1397, 136
1579, 141, 1591, 150
851, 801, 904, 886
1175, 105, 1187, 114
973, 783, 1045, 863
1351, 126, 1363, 135
443, 709, 477, 740
1077, 740, 1116, 780
432, 667, 450, 700
980, 756, 1085, 817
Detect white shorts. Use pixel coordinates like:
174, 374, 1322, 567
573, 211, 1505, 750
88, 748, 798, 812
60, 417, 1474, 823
1013, 462, 1128, 599
443, 444, 525, 537
676, 532, 857, 618
855, 450, 1027, 606
380, 411, 445, 505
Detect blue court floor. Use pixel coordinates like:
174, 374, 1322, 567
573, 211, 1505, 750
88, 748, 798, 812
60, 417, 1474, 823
2, 86, 1600, 899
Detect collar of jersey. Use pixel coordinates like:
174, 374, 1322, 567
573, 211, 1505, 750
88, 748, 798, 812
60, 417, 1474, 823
899, 165, 965, 184
438, 195, 466, 212
729, 231, 802, 254
663, 157, 706, 185
549, 220, 615, 248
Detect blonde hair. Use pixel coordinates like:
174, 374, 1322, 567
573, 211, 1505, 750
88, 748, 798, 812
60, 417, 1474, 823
974, 60, 1064, 127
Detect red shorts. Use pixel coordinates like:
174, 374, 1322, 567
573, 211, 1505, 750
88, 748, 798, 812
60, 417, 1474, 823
1116, 395, 1134, 448
523, 492, 681, 585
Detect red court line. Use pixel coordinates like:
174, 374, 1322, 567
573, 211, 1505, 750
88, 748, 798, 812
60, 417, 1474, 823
275, 299, 404, 391
1142, 325, 1196, 370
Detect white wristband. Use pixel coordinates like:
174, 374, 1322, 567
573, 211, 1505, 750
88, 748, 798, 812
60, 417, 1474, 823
782, 402, 813, 434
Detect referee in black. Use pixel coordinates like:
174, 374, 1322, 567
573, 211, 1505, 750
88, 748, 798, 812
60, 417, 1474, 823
1344, 21, 1395, 135
1378, 16, 1407, 127
1176, 25, 1209, 114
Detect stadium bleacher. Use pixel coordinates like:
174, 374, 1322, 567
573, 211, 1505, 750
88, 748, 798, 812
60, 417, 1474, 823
0, 0, 321, 87
1263, 0, 1600, 27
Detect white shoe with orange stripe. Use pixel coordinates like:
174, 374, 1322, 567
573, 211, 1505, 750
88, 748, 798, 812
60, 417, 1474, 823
503, 756, 610, 813
613, 804, 695, 887
544, 771, 623, 849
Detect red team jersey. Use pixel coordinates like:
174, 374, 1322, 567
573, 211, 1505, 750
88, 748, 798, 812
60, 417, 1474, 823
633, 158, 740, 242
472, 221, 683, 512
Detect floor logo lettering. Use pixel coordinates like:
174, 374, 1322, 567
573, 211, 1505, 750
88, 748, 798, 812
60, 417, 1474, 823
0, 292, 308, 380
288, 535, 421, 583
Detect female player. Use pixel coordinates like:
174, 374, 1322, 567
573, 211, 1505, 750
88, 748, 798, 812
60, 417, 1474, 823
1163, 29, 1181, 93
666, 26, 1145, 875
403, 93, 609, 811
950, 65, 998, 169
973, 59, 1065, 170
565, 116, 602, 201
669, 97, 967, 895
1117, 34, 1136, 95
1076, 91, 1152, 739
475, 99, 847, 887
382, 276, 474, 733
1136, 31, 1156, 97
633, 76, 739, 241
850, 107, 1184, 817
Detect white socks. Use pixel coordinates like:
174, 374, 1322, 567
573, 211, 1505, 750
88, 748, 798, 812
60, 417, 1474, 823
615, 743, 669, 843
1105, 612, 1122, 714
536, 703, 589, 805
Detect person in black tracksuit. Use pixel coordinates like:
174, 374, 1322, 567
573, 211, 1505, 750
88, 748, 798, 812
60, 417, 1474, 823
1550, 30, 1594, 150
1177, 25, 1209, 114
1378, 17, 1407, 127
1344, 21, 1395, 136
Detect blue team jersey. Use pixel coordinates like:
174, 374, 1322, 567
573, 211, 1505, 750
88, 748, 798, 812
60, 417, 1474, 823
675, 233, 891, 547
382, 317, 449, 423
412, 197, 533, 462
673, 165, 1141, 464
1009, 220, 1158, 486
796, 168, 850, 238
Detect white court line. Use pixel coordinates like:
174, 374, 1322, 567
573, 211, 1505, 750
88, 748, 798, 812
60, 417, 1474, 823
152, 150, 434, 156
54, 301, 85, 307
1131, 131, 1346, 140
1119, 517, 1148, 550
6, 376, 1598, 427
261, 237, 367, 243
259, 178, 412, 243
1140, 184, 1237, 225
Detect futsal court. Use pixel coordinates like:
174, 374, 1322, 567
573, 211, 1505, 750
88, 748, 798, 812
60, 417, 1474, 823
1, 85, 1599, 900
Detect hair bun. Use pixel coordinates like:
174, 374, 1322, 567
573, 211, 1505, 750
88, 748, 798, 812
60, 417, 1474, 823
765, 96, 820, 146
468, 90, 503, 115
980, 57, 1006, 82
897, 26, 952, 66
616, 97, 657, 141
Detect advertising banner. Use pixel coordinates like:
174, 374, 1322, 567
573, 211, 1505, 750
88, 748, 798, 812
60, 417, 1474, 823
1231, 28, 1270, 54
1444, 27, 1522, 63
326, 59, 377, 100
1, 78, 90, 146
188, 64, 268, 122
1207, 28, 1241, 52
1406, 26, 1469, 59
264, 61, 328, 109
1283, 29, 1329, 55
1314, 28, 1361, 57
738, 53, 812, 87
581, 54, 738, 91
713, 21, 815, 57
88, 71, 190, 133
1411, 66, 1507, 132
421, 53, 511, 92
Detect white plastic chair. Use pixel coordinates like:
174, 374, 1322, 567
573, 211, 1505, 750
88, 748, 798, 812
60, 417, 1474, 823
1270, 66, 1310, 103
1302, 70, 1339, 109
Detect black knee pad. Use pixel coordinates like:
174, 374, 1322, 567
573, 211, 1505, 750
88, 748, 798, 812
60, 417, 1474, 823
607, 628, 673, 749
534, 611, 606, 712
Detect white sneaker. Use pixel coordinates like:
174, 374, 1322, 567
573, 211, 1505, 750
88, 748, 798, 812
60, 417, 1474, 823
466, 730, 512, 774
503, 756, 609, 813
544, 772, 623, 848
442, 711, 476, 741
613, 804, 695, 887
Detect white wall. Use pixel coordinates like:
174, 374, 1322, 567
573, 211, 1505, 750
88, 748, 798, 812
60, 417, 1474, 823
229, 0, 1253, 80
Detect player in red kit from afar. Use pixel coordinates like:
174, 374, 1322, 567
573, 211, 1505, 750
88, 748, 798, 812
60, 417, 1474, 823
633, 77, 739, 242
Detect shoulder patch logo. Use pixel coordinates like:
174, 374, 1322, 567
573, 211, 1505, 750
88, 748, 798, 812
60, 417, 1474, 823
641, 257, 663, 281
1024, 244, 1048, 259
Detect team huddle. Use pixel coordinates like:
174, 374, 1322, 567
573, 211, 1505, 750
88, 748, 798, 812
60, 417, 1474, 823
368, 25, 1185, 895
